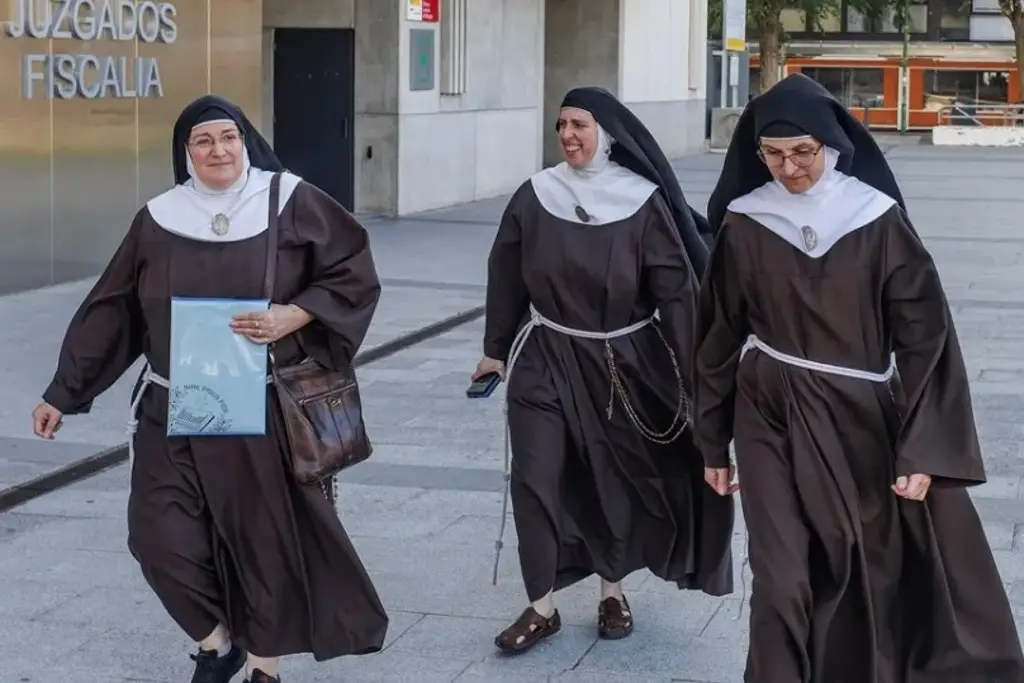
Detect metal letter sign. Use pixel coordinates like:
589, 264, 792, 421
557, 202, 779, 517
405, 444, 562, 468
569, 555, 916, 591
7, 0, 177, 99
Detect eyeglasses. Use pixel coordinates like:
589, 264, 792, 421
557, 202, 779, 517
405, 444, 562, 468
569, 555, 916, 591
188, 131, 242, 153
757, 143, 823, 169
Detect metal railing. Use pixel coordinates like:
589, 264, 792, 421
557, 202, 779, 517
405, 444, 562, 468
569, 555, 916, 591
936, 103, 1024, 127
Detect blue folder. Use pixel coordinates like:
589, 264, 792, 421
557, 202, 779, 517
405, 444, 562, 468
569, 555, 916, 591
168, 297, 270, 437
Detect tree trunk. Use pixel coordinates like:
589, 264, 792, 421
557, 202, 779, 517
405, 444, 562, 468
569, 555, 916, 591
758, 24, 782, 92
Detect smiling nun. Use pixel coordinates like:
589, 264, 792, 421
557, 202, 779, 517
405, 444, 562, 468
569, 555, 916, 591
32, 95, 388, 683
472, 86, 733, 655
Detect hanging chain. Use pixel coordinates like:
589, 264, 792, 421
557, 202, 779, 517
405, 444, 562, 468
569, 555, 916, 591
318, 475, 338, 510
603, 323, 692, 445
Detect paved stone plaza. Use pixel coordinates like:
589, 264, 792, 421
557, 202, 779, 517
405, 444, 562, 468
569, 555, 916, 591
1, 142, 1023, 682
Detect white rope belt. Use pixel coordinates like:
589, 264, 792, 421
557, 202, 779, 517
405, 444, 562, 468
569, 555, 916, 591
730, 333, 895, 623
740, 334, 895, 383
126, 363, 272, 469
126, 365, 168, 469
503, 306, 653, 379
491, 305, 690, 585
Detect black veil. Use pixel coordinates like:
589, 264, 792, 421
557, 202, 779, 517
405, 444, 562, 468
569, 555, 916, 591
560, 87, 711, 274
706, 73, 905, 233
171, 95, 282, 185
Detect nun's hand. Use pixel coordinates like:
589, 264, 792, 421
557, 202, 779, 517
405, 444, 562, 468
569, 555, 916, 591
704, 466, 739, 496
892, 473, 931, 501
32, 402, 63, 440
231, 304, 313, 344
473, 356, 505, 381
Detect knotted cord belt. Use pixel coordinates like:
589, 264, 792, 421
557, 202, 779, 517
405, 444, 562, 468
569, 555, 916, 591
730, 334, 897, 619
491, 305, 692, 584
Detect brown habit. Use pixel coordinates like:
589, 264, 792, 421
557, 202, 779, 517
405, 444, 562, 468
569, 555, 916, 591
42, 179, 388, 660
485, 182, 734, 601
694, 206, 1024, 682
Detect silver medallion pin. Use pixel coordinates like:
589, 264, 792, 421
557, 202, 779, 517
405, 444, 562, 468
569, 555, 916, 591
211, 213, 230, 236
800, 225, 818, 251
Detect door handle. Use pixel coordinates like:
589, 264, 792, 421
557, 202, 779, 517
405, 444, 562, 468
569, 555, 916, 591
342, 118, 349, 138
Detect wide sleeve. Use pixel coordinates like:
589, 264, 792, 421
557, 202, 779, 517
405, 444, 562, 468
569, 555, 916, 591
883, 210, 985, 486
641, 195, 699, 404
692, 219, 749, 469
42, 212, 146, 415
482, 189, 530, 362
288, 182, 381, 369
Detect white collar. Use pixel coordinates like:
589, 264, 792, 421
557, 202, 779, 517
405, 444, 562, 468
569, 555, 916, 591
530, 125, 657, 225
147, 169, 302, 242
727, 147, 896, 258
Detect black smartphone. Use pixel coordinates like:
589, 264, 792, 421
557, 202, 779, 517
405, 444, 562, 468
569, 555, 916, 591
466, 372, 502, 399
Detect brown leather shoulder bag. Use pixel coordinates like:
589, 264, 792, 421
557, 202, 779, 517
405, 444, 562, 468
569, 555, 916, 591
264, 172, 373, 487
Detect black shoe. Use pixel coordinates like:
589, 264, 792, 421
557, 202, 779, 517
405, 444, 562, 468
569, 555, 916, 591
190, 645, 246, 683
245, 669, 281, 683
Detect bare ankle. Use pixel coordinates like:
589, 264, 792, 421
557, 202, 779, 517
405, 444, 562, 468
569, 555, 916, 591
530, 590, 555, 618
198, 624, 230, 653
600, 579, 623, 601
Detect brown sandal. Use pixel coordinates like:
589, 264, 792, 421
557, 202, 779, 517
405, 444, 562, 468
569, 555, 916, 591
598, 596, 634, 640
494, 607, 562, 654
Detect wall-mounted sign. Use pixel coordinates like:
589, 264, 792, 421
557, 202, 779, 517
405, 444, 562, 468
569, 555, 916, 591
406, 0, 439, 23
6, 0, 178, 99
408, 28, 435, 91
722, 0, 747, 52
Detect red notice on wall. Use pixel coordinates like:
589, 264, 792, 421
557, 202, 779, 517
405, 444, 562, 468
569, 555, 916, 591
421, 0, 439, 22
407, 0, 440, 22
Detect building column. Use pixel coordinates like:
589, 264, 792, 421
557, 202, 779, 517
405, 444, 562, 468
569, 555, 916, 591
542, 0, 707, 167
617, 0, 707, 158
364, 0, 545, 216
354, 0, 402, 215
542, 0, 620, 166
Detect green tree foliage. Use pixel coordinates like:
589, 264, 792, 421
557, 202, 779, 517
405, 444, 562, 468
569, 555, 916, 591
708, 0, 892, 93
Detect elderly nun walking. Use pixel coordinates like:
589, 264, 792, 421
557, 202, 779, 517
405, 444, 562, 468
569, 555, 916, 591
473, 86, 734, 654
695, 73, 1024, 682
31, 95, 388, 683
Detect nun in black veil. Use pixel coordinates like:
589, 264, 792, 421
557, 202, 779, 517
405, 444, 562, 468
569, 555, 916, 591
32, 95, 388, 683
473, 86, 733, 655
695, 73, 1023, 682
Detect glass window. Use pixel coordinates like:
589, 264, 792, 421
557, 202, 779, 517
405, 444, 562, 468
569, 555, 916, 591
848, 68, 886, 107
922, 70, 1010, 124
847, 0, 927, 33
802, 66, 843, 101
923, 69, 1009, 104
801, 67, 885, 108
937, 0, 970, 39
802, 67, 845, 100
846, 8, 871, 32
814, 12, 843, 32
978, 71, 1011, 103
780, 9, 808, 32
907, 4, 929, 32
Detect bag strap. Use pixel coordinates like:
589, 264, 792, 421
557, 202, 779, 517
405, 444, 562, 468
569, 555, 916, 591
264, 172, 283, 369
263, 172, 282, 300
